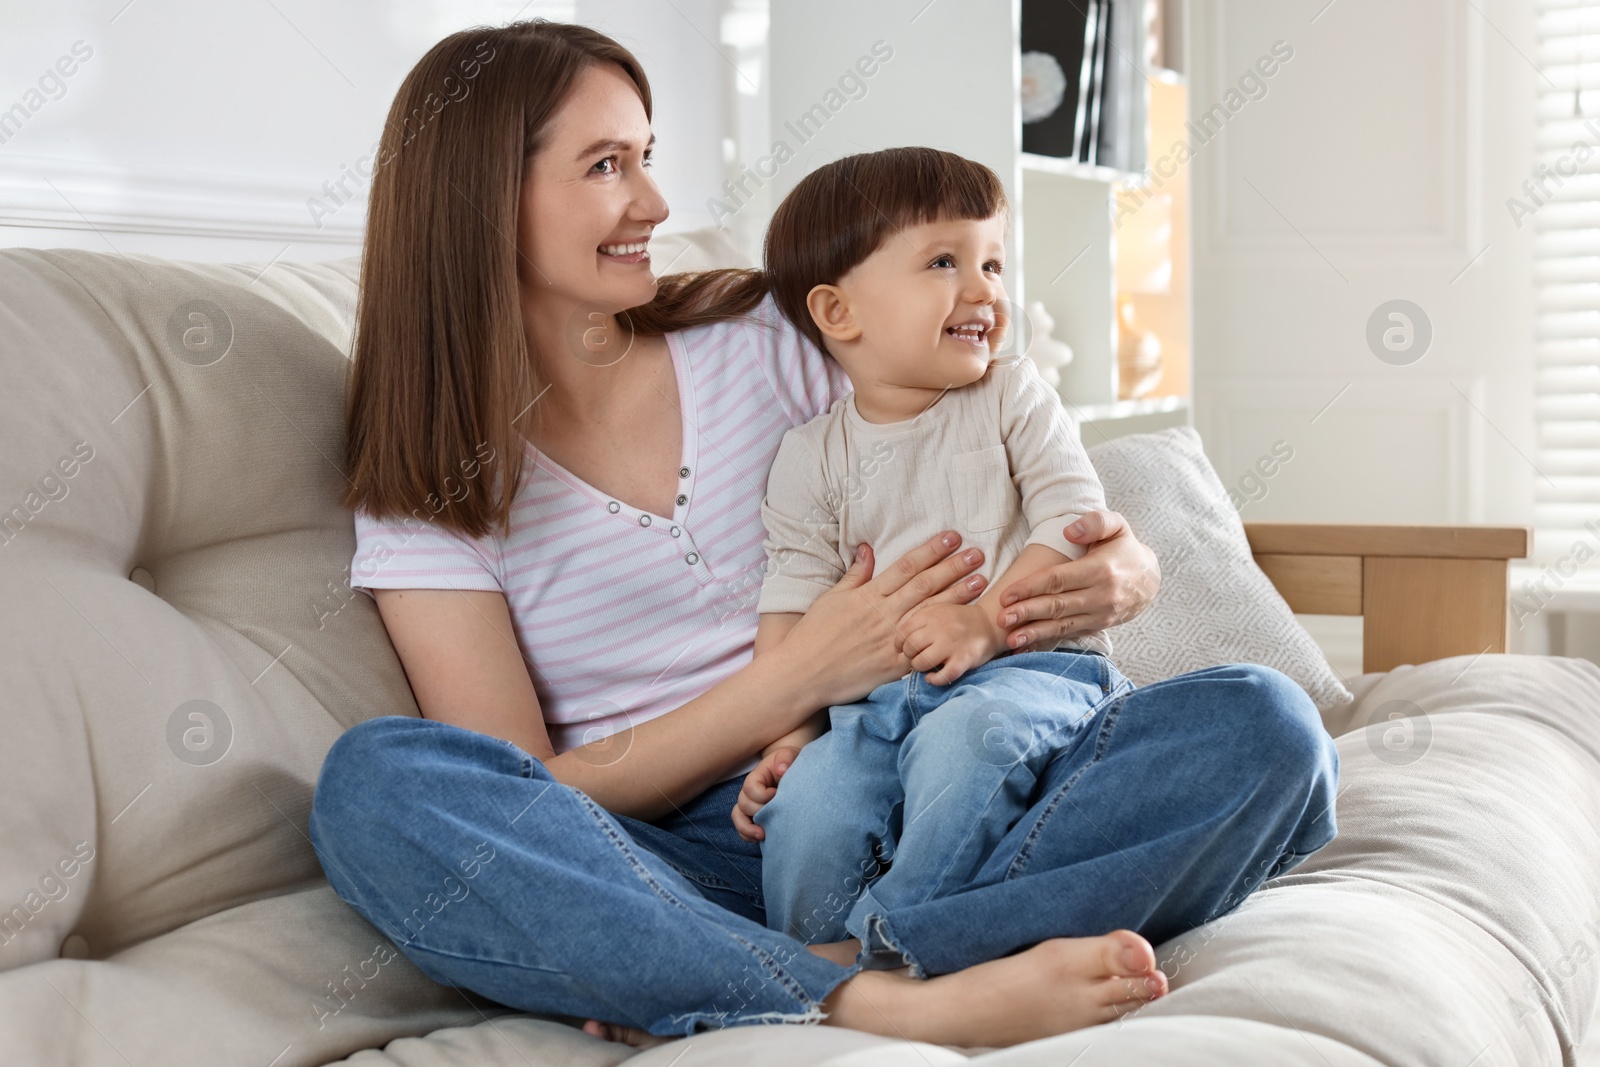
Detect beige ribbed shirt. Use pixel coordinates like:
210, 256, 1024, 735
758, 354, 1112, 658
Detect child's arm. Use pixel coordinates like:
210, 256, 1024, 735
977, 542, 1072, 641
734, 611, 828, 842
995, 356, 1110, 628
753, 429, 846, 756
902, 543, 1072, 684
735, 428, 848, 842
753, 612, 828, 755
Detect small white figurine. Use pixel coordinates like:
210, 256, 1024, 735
1022, 300, 1074, 390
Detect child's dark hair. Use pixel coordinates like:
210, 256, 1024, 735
632, 146, 1009, 352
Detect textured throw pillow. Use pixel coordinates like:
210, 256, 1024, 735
1087, 426, 1353, 711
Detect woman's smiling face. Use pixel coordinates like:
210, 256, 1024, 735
517, 61, 669, 318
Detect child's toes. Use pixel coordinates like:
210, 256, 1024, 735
1102, 929, 1158, 979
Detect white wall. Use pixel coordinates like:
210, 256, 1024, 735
763, 1, 1020, 282
1189, 0, 1537, 531
0, 0, 730, 262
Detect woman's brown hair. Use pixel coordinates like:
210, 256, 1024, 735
344, 19, 658, 540
346, 21, 1004, 540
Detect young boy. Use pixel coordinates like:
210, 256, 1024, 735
733, 147, 1120, 974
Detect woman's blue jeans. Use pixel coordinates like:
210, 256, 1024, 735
307, 660, 1340, 1038
756, 651, 1130, 962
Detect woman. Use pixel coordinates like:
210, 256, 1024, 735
308, 19, 1340, 1051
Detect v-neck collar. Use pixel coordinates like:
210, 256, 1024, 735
525, 330, 700, 530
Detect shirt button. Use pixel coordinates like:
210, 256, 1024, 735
606, 501, 620, 513
679, 466, 690, 478
685, 552, 699, 565
676, 494, 688, 506
639, 514, 651, 527
670, 525, 681, 537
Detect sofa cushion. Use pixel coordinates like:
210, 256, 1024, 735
0, 248, 578, 1064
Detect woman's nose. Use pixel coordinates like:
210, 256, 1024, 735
632, 169, 670, 226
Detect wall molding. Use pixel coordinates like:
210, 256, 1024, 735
1196, 376, 1486, 524
1194, 0, 1482, 263
0, 153, 366, 245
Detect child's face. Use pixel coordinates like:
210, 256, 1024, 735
815, 212, 1008, 390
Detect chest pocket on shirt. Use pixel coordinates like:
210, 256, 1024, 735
950, 444, 1016, 533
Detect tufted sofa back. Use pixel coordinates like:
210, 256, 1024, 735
0, 249, 494, 1064
0, 234, 750, 1066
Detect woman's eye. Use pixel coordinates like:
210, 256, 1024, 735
642, 151, 655, 169
588, 151, 649, 175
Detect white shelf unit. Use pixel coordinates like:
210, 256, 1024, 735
1021, 161, 1120, 417
756, 0, 1191, 438
1021, 151, 1139, 185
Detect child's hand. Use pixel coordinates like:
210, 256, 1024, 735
732, 746, 801, 842
903, 602, 1008, 686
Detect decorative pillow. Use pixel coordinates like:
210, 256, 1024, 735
1087, 426, 1353, 711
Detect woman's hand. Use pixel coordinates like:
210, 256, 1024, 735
779, 532, 988, 710
993, 510, 1160, 650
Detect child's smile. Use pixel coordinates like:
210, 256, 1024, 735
944, 318, 995, 349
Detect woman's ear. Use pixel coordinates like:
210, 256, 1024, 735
806, 285, 861, 343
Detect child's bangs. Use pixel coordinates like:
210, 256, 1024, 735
855, 150, 1008, 237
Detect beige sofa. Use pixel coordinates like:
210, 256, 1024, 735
4, 244, 1600, 1066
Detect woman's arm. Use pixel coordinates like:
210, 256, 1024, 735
991, 510, 1161, 649
371, 531, 991, 821
752, 612, 828, 756
372, 587, 824, 818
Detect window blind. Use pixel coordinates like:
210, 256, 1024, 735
1535, 0, 1600, 561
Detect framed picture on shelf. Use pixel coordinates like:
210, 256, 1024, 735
1021, 0, 1146, 172
1020, 0, 1094, 159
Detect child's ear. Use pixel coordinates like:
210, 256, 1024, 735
806, 285, 861, 343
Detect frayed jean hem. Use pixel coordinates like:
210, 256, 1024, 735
658, 959, 864, 1035
850, 905, 928, 981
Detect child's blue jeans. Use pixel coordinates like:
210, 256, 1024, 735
753, 649, 1121, 966
307, 659, 1339, 1037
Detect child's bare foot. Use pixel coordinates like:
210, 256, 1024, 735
821, 930, 1168, 1049
580, 1019, 674, 1048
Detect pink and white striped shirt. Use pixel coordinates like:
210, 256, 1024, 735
348, 295, 851, 782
